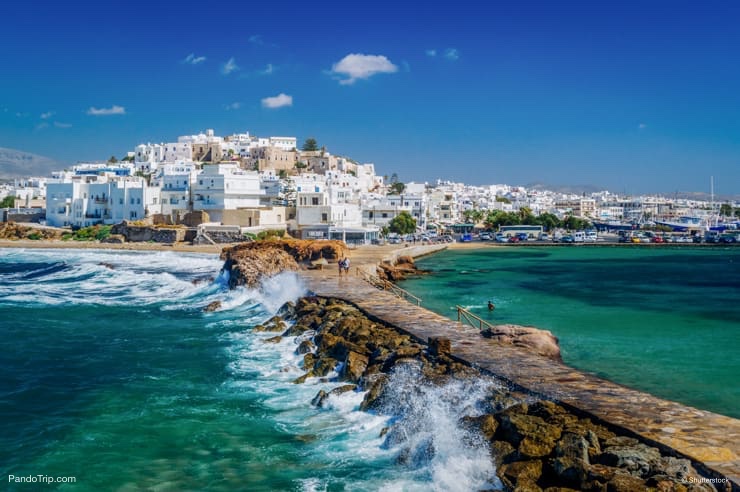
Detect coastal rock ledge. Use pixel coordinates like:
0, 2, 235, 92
265, 296, 730, 492
220, 239, 348, 289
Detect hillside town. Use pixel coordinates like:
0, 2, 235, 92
1, 128, 739, 244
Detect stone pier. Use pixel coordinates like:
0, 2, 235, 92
299, 244, 739, 488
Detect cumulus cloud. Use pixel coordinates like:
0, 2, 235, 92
261, 93, 293, 109
221, 57, 239, 75
87, 105, 126, 116
183, 53, 206, 65
330, 53, 398, 85
40, 111, 55, 119
224, 102, 241, 111
425, 49, 437, 57
444, 48, 460, 61
54, 121, 72, 128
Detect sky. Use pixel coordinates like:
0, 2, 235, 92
1, 0, 739, 195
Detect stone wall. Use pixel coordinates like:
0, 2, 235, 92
110, 223, 187, 243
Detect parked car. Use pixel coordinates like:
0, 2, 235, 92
495, 233, 507, 243
560, 235, 575, 243
720, 234, 739, 243
479, 232, 492, 241
507, 236, 520, 243
692, 235, 703, 243
516, 233, 528, 241
538, 233, 550, 241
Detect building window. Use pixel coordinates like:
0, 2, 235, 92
311, 197, 319, 206
321, 213, 328, 222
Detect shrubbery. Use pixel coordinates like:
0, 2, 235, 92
61, 225, 112, 241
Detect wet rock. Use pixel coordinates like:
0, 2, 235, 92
360, 375, 389, 411
499, 460, 543, 490
344, 351, 369, 383
491, 440, 517, 467
264, 335, 282, 343
429, 337, 451, 357
296, 340, 315, 355
605, 472, 648, 491
203, 301, 222, 312
549, 433, 590, 487
277, 301, 297, 321
311, 384, 357, 408
598, 442, 661, 477
253, 316, 287, 332
311, 390, 327, 407
460, 414, 499, 441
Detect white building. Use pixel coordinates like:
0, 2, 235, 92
46, 175, 159, 228
191, 164, 265, 222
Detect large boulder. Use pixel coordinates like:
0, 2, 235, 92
481, 324, 562, 360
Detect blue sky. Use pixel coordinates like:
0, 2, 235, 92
1, 0, 738, 194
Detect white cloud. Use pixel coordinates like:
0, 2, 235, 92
35, 122, 49, 131
330, 53, 398, 85
87, 105, 126, 116
425, 49, 437, 57
248, 34, 264, 45
54, 121, 72, 128
224, 102, 241, 111
261, 93, 293, 109
221, 57, 239, 75
40, 111, 55, 119
639, 123, 647, 129
15, 112, 28, 118
444, 48, 460, 61
183, 53, 206, 65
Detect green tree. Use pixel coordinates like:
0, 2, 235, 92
463, 209, 484, 225
0, 196, 15, 208
719, 203, 733, 217
302, 138, 319, 152
735, 208, 740, 219
108, 155, 118, 163
495, 196, 511, 204
295, 161, 308, 175
388, 211, 417, 235
389, 182, 405, 194
532, 212, 559, 231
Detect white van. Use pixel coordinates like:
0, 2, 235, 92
573, 231, 585, 242
585, 230, 598, 242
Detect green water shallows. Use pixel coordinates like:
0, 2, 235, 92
399, 246, 740, 418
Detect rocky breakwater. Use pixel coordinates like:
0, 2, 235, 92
220, 239, 348, 289
257, 296, 727, 491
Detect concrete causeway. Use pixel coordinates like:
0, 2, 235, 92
299, 244, 740, 487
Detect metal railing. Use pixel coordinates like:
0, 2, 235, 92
356, 268, 422, 306
456, 305, 496, 331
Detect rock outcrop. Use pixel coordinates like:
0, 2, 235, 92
376, 255, 428, 281
481, 324, 562, 361
220, 239, 349, 289
262, 296, 726, 492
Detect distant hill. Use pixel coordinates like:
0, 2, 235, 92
0, 147, 60, 180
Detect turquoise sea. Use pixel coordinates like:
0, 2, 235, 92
0, 249, 496, 491
399, 246, 740, 419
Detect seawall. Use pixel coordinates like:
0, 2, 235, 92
298, 244, 739, 488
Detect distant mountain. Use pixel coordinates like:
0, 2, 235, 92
0, 147, 60, 180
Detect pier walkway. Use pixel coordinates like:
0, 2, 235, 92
300, 244, 739, 486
